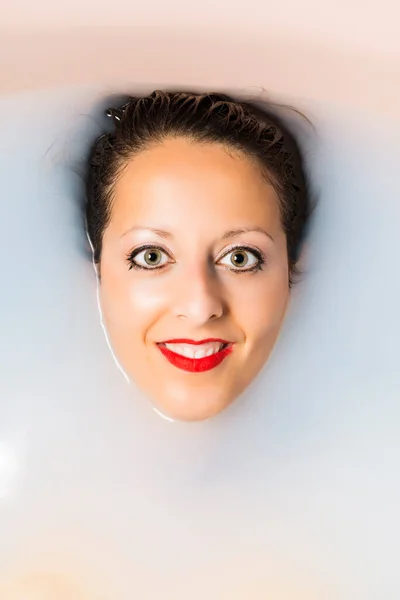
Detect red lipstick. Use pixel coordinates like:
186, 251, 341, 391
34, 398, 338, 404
157, 338, 233, 373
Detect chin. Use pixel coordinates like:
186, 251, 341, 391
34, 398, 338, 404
150, 387, 236, 422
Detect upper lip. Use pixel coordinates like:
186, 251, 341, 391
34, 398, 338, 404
158, 338, 231, 345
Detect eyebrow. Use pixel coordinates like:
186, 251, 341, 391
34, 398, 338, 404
221, 227, 274, 241
122, 226, 274, 242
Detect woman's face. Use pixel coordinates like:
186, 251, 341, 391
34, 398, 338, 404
99, 137, 290, 421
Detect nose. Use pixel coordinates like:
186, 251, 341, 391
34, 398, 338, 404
172, 264, 225, 325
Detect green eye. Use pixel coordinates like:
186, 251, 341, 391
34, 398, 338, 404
143, 249, 163, 266
230, 250, 249, 268
218, 247, 262, 272
128, 246, 170, 270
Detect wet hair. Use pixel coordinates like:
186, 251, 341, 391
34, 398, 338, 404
85, 90, 313, 282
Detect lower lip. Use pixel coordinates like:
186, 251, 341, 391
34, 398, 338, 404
157, 344, 233, 373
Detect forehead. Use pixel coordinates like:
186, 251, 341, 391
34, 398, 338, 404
109, 137, 282, 235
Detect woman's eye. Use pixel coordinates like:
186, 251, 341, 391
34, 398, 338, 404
218, 248, 262, 271
128, 247, 170, 270
128, 245, 264, 272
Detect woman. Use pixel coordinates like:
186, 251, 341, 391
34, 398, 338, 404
85, 90, 312, 421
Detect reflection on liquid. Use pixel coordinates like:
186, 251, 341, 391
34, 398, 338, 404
0, 441, 19, 501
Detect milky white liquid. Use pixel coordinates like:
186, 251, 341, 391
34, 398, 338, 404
0, 86, 399, 599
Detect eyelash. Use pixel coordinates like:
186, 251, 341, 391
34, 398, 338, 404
126, 244, 266, 274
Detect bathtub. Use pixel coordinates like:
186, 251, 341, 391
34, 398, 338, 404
1, 5, 399, 598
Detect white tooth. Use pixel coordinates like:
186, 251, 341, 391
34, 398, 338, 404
181, 346, 195, 358
164, 342, 223, 359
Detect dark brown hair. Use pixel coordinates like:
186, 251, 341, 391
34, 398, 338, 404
85, 90, 313, 282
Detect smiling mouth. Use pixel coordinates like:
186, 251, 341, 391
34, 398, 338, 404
156, 339, 234, 373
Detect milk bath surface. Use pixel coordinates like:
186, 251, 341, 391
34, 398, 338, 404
0, 87, 399, 599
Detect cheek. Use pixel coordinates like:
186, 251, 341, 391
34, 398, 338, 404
231, 267, 289, 339
99, 268, 167, 337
